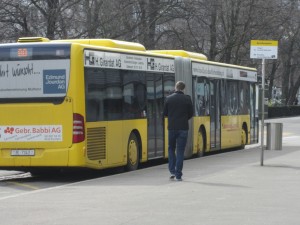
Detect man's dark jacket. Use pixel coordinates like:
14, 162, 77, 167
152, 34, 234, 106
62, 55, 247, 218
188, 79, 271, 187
163, 91, 193, 130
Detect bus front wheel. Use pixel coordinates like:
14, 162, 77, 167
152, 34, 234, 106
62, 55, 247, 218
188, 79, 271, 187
126, 133, 140, 171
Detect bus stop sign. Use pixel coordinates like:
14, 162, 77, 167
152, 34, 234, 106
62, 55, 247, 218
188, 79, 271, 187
250, 40, 278, 59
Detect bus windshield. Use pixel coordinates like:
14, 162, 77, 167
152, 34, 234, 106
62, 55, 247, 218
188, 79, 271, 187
0, 43, 71, 100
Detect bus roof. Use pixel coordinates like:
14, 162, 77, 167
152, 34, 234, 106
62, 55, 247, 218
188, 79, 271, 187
17, 37, 146, 52
148, 49, 255, 72
18, 37, 50, 42
192, 58, 257, 72
148, 50, 208, 61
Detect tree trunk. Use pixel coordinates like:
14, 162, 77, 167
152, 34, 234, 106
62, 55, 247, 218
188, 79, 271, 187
46, 0, 59, 39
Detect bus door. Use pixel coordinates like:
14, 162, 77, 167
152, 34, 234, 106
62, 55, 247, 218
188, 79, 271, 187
209, 80, 221, 150
147, 74, 164, 159
250, 83, 259, 143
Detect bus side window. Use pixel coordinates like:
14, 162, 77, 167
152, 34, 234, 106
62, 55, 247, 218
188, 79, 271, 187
221, 80, 228, 115
195, 77, 209, 116
239, 81, 250, 115
204, 81, 210, 115
86, 99, 99, 122
84, 68, 103, 122
123, 71, 146, 119
85, 68, 122, 121
227, 81, 239, 115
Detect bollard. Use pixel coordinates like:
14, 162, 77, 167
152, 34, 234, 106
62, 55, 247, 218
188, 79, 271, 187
266, 123, 283, 150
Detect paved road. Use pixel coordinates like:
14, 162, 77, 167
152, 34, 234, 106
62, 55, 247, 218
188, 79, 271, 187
0, 117, 299, 225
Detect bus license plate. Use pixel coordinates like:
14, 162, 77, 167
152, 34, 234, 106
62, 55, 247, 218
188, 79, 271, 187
11, 149, 35, 156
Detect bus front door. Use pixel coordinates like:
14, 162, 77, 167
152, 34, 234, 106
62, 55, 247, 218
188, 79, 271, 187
210, 80, 221, 150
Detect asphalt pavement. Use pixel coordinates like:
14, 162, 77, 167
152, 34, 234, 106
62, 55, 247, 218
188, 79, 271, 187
0, 118, 300, 225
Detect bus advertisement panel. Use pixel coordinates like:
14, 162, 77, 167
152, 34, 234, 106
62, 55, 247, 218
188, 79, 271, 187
0, 44, 71, 99
192, 62, 257, 82
84, 50, 175, 73
0, 60, 70, 98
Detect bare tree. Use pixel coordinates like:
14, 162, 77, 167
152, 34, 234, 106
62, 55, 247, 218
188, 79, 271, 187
0, 0, 300, 105
279, 0, 300, 104
0, 0, 34, 41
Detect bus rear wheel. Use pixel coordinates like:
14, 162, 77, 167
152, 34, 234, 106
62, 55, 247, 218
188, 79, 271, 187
197, 130, 205, 157
126, 133, 140, 171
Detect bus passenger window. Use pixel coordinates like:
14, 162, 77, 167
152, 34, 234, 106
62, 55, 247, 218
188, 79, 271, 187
123, 71, 146, 119
195, 78, 209, 116
228, 81, 238, 115
164, 75, 175, 97
85, 68, 122, 121
239, 81, 250, 114
84, 68, 105, 122
221, 80, 228, 115
86, 99, 100, 121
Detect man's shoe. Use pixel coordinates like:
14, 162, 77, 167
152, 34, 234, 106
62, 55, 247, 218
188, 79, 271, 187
169, 174, 175, 180
175, 177, 182, 181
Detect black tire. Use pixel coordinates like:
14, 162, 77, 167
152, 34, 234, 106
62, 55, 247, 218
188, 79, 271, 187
126, 133, 140, 171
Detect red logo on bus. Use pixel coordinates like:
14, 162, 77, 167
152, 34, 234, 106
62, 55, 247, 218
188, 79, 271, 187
4, 127, 14, 134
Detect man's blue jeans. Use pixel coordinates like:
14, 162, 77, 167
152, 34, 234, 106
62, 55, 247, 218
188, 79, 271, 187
168, 130, 188, 179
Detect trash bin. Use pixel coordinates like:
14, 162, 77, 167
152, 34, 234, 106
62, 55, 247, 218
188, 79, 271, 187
266, 123, 282, 150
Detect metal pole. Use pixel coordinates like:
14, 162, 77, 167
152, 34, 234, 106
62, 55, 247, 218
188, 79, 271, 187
260, 58, 265, 166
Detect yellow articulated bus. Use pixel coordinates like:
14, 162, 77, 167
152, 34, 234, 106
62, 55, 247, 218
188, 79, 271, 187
0, 37, 258, 173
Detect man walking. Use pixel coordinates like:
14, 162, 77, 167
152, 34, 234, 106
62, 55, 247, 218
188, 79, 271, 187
163, 81, 193, 181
